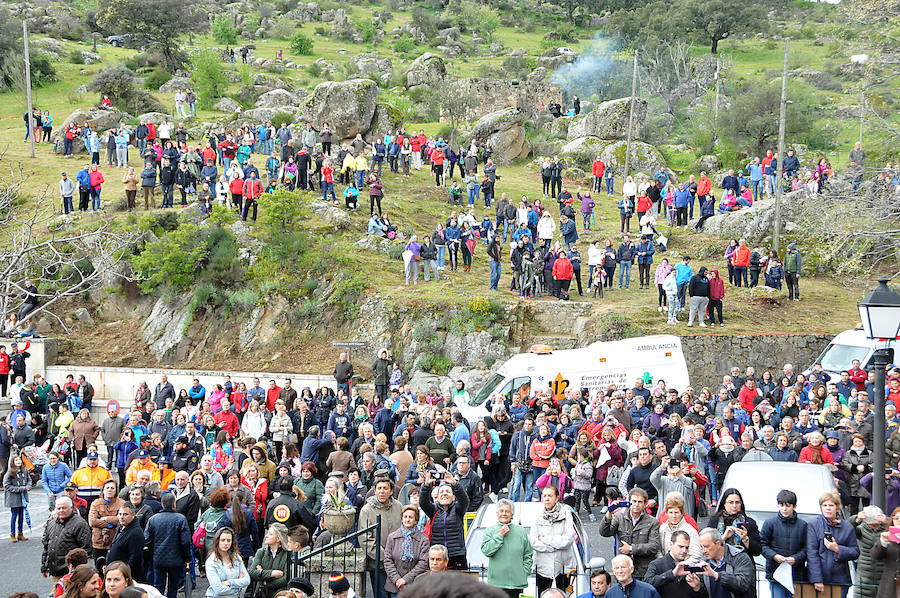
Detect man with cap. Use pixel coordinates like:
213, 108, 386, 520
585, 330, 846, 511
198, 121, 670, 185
126, 434, 160, 467
171, 435, 200, 474
126, 449, 160, 485
119, 468, 153, 500
71, 450, 112, 507
327, 571, 357, 598
60, 171, 75, 214
158, 456, 176, 490
64, 481, 89, 519
287, 577, 315, 598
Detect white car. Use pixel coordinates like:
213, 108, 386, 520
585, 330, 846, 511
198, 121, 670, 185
720, 461, 855, 598
464, 501, 605, 597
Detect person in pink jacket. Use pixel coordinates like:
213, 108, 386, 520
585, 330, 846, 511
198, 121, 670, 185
654, 257, 672, 314
536, 458, 573, 498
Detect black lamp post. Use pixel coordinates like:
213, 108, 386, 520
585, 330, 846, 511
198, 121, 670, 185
857, 277, 900, 510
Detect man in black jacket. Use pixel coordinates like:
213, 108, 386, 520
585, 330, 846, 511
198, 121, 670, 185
449, 455, 483, 512
645, 530, 704, 598
334, 352, 354, 396
159, 159, 176, 208
166, 470, 200, 528
107, 503, 147, 582
41, 497, 91, 581
9, 342, 29, 385
721, 169, 739, 197
487, 234, 501, 290
154, 375, 175, 410
170, 437, 199, 474
144, 493, 191, 598
687, 266, 710, 328
697, 527, 756, 598
265, 478, 317, 535
616, 235, 636, 289
372, 349, 391, 401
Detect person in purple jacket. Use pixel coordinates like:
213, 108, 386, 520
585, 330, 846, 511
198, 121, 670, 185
577, 187, 595, 231
404, 234, 421, 285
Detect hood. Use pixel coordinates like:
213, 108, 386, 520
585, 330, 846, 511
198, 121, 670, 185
365, 495, 396, 510
787, 243, 797, 251
698, 266, 708, 276
710, 269, 719, 278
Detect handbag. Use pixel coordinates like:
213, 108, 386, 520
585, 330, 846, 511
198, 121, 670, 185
191, 523, 207, 549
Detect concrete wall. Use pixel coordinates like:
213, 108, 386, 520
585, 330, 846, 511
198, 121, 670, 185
0, 337, 58, 383
681, 333, 833, 389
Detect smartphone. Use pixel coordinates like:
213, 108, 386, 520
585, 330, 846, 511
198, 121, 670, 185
611, 501, 631, 511
735, 522, 747, 529
685, 565, 705, 573
824, 533, 834, 543
889, 526, 900, 542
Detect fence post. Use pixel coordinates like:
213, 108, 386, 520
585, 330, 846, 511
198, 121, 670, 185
374, 514, 382, 596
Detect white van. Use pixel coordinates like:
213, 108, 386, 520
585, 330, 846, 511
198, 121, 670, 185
807, 327, 899, 379
457, 335, 690, 421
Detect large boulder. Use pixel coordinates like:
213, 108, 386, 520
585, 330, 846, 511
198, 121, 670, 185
349, 53, 393, 83
560, 136, 611, 166
137, 112, 170, 125
567, 97, 648, 141
59, 107, 129, 133
242, 107, 291, 123
213, 97, 242, 113
255, 88, 303, 108
299, 79, 378, 140
599, 140, 666, 174
309, 199, 351, 228
469, 108, 530, 164
404, 53, 446, 88
693, 192, 807, 243
32, 38, 64, 61
159, 76, 193, 93
538, 46, 577, 69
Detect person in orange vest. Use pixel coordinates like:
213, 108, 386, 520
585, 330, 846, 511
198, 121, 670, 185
731, 238, 751, 287
125, 450, 160, 485
158, 456, 176, 491
241, 171, 262, 222
72, 451, 112, 507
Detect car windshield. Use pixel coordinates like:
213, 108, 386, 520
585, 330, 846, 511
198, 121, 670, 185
473, 373, 505, 406
815, 343, 869, 373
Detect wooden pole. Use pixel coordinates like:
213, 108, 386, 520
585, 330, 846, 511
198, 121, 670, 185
773, 39, 789, 254
23, 20, 35, 159
623, 51, 638, 180
714, 59, 721, 142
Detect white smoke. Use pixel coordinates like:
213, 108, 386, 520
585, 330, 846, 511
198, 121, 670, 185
550, 34, 626, 101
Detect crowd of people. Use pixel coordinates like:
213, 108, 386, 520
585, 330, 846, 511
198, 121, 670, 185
0, 348, 896, 598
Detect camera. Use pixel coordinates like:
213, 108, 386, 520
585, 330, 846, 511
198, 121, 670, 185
684, 565, 705, 573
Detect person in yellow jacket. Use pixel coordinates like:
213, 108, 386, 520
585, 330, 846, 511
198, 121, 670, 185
125, 449, 160, 485
72, 451, 112, 504
240, 443, 276, 483
341, 150, 356, 184
353, 152, 369, 189
52, 403, 75, 438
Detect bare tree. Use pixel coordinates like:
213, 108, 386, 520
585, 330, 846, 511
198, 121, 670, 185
0, 167, 140, 333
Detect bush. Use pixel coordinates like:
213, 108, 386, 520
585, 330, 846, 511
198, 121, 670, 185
290, 32, 314, 55
143, 67, 172, 90
393, 35, 415, 54
68, 49, 85, 64
133, 223, 208, 293
294, 299, 320, 319
88, 64, 138, 106
211, 15, 238, 45
191, 49, 228, 109
269, 17, 296, 40
307, 61, 323, 78
418, 352, 452, 376
270, 111, 294, 129
126, 90, 165, 114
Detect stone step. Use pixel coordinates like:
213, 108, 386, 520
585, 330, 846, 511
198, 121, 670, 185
530, 334, 579, 350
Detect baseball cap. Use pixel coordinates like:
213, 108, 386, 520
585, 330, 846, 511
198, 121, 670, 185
825, 430, 840, 440
65, 482, 78, 491
87, 451, 99, 459
159, 456, 170, 465
137, 449, 149, 459
176, 435, 189, 445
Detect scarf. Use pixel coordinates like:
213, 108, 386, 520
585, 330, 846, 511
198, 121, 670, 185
542, 500, 563, 522
400, 526, 415, 561
716, 512, 746, 547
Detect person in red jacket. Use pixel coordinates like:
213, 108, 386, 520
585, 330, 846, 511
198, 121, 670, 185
591, 156, 606, 193
266, 380, 282, 413
737, 378, 761, 412
708, 268, 726, 327
697, 171, 712, 211
0, 346, 9, 397
321, 159, 336, 204
218, 135, 238, 169
431, 148, 444, 187
552, 252, 574, 300
229, 175, 244, 213
732, 239, 751, 287
89, 164, 105, 211
241, 172, 262, 221
847, 359, 867, 391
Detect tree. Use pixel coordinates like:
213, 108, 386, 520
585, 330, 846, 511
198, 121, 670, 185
191, 50, 228, 109
435, 81, 478, 146
96, 0, 205, 71
132, 223, 208, 292
719, 82, 815, 155
211, 15, 238, 45
680, 0, 767, 54
0, 6, 56, 91
639, 40, 709, 114
290, 32, 314, 56
0, 169, 139, 332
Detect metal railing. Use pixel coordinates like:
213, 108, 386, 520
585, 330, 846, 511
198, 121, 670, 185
290, 515, 381, 597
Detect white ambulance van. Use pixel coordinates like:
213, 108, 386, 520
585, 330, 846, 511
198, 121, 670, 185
456, 335, 690, 422
806, 326, 900, 379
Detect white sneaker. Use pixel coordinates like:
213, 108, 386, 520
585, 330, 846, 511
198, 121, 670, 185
687, 322, 693, 327
700, 322, 707, 327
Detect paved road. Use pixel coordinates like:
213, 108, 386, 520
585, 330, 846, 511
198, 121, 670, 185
0, 483, 616, 597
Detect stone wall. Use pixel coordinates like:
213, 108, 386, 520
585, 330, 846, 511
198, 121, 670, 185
681, 333, 833, 389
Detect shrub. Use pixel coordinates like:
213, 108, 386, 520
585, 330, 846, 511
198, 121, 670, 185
133, 223, 208, 293
191, 49, 228, 109
393, 35, 415, 54
304, 278, 319, 293
88, 64, 137, 107
257, 189, 301, 231
290, 32, 314, 56
295, 299, 320, 319
270, 111, 294, 129
68, 49, 85, 64
307, 61, 323, 78
143, 67, 172, 90
211, 15, 238, 45
269, 17, 296, 40
419, 352, 452, 376
387, 244, 404, 260
226, 288, 260, 312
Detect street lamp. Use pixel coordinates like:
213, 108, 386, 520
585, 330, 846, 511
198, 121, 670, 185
857, 277, 900, 509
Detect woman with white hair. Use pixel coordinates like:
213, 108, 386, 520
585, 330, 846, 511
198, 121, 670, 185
249, 523, 291, 598
481, 499, 533, 598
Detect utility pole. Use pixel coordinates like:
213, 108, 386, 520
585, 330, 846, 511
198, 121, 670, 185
623, 50, 638, 180
23, 20, 35, 159
714, 59, 721, 142
773, 39, 789, 254
859, 88, 865, 146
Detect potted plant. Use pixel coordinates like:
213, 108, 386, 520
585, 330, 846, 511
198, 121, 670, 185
320, 492, 357, 538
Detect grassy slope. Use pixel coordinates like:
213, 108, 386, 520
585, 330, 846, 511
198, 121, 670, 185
0, 11, 877, 341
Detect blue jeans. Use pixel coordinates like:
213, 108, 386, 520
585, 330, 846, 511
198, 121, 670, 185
265, 139, 274, 155
677, 281, 689, 307
437, 245, 446, 268
510, 467, 536, 502
688, 194, 695, 218
503, 219, 515, 242
606, 176, 614, 195
91, 188, 101, 210
489, 260, 501, 289
369, 569, 388, 598
189, 102, 196, 117
752, 179, 762, 203
356, 170, 366, 189
337, 382, 349, 396
583, 212, 592, 230
10, 506, 23, 534
734, 266, 748, 287
256, 138, 265, 153
63, 196, 74, 214
468, 187, 476, 206
619, 262, 632, 288
322, 182, 336, 202
223, 157, 232, 171
154, 566, 184, 598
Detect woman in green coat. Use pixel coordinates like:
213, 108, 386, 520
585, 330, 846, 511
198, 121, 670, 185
855, 509, 888, 598
249, 523, 292, 598
480, 499, 533, 598
295, 462, 324, 515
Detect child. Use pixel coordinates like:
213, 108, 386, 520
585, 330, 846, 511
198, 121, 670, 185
479, 214, 494, 245
343, 182, 359, 210
449, 180, 462, 205
520, 251, 534, 299
572, 447, 595, 520
591, 264, 604, 298
389, 361, 403, 390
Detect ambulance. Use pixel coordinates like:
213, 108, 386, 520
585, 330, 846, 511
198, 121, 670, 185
457, 335, 690, 420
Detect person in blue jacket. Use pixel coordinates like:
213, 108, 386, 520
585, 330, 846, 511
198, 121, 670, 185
674, 184, 692, 227
41, 451, 73, 507
805, 490, 859, 595
76, 165, 92, 212
746, 157, 764, 204
560, 214, 578, 251
760, 489, 808, 598
694, 194, 715, 232
188, 379, 206, 403
635, 235, 655, 290
445, 219, 462, 271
